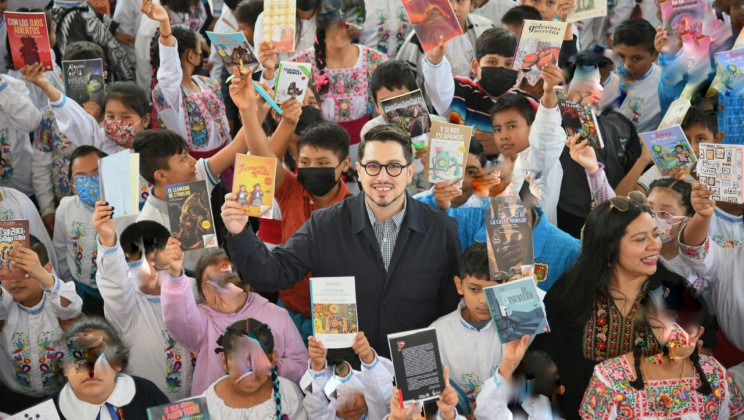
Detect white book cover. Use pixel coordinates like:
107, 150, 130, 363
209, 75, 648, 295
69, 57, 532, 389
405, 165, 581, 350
310, 277, 358, 349
698, 143, 744, 203
274, 61, 312, 103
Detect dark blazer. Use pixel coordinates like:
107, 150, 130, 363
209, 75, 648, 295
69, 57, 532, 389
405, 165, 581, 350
225, 192, 462, 356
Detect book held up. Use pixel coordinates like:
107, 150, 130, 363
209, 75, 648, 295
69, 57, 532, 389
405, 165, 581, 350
274, 61, 312, 103
380, 89, 432, 142
424, 120, 473, 188
0, 220, 30, 281
387, 328, 445, 403
484, 197, 534, 283
99, 150, 140, 219
639, 126, 698, 176
698, 143, 744, 203
513, 20, 567, 86
6, 12, 54, 71
484, 276, 549, 343
310, 277, 359, 349
62, 59, 105, 105
166, 180, 218, 251
233, 154, 277, 219
400, 0, 463, 52
206, 32, 262, 73
263, 0, 297, 53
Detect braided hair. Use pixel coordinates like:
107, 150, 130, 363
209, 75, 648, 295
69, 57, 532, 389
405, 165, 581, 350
313, 0, 366, 95
215, 319, 287, 419
630, 343, 713, 395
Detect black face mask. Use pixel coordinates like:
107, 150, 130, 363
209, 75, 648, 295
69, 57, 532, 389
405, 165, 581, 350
479, 66, 519, 98
297, 167, 338, 196
297, 0, 318, 12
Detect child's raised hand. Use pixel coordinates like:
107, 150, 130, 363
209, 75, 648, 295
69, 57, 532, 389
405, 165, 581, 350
279, 99, 302, 127
92, 201, 116, 247
556, 0, 574, 21
425, 39, 448, 66
160, 237, 184, 276
140, 0, 169, 22
654, 26, 681, 56
540, 64, 564, 108
352, 332, 375, 364
691, 183, 716, 218
19, 62, 49, 88
258, 40, 280, 80
229, 66, 257, 112
83, 101, 102, 120
500, 334, 530, 379
389, 388, 417, 420
668, 165, 688, 181
221, 192, 249, 235
565, 133, 598, 173
9, 247, 53, 287
437, 367, 458, 420
432, 181, 462, 211
307, 336, 328, 371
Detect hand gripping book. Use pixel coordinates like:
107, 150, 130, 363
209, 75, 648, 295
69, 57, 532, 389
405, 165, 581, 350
484, 276, 550, 343
566, 0, 607, 22
484, 197, 534, 283
99, 150, 140, 219
424, 120, 473, 188
698, 143, 744, 203
387, 328, 445, 403
274, 61, 312, 103
401, 0, 464, 52
512, 20, 567, 86
0, 220, 30, 281
166, 180, 218, 250
380, 89, 432, 139
639, 126, 698, 176
310, 276, 359, 349
558, 92, 604, 148
6, 12, 54, 71
233, 154, 277, 219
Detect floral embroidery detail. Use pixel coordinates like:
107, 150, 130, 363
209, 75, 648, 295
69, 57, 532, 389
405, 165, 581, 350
681, 236, 710, 260
70, 220, 98, 285
162, 330, 193, 393
35, 110, 74, 202
711, 235, 740, 248
0, 127, 14, 182
11, 330, 63, 392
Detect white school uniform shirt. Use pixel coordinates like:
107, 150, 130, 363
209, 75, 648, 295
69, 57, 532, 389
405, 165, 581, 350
8, 48, 65, 110
604, 64, 662, 133
0, 277, 82, 396
53, 196, 98, 285
113, 0, 143, 64
360, 0, 414, 57
472, 0, 518, 25
474, 371, 561, 420
0, 75, 42, 197
0, 186, 58, 269
204, 376, 307, 420
96, 239, 194, 401
708, 207, 744, 248
208, 9, 239, 81
254, 11, 317, 85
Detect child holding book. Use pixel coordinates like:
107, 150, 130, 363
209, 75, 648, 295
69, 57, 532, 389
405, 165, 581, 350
0, 186, 57, 268
0, 236, 82, 414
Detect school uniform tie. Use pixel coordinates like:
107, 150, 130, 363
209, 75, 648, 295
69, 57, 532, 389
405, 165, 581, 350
95, 403, 121, 420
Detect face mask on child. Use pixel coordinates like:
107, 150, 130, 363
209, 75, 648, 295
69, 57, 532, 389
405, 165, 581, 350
104, 118, 142, 148
73, 174, 101, 209
615, 62, 632, 79
652, 211, 687, 244
479, 67, 519, 98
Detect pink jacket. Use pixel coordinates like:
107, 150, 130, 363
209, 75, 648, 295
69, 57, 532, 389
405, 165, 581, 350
160, 271, 309, 395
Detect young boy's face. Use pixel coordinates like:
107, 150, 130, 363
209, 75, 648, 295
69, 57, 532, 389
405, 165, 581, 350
492, 108, 531, 158
450, 0, 474, 31
472, 53, 514, 81
683, 124, 724, 156
522, 0, 558, 21
159, 150, 197, 186
1, 276, 44, 307
453, 153, 484, 207
238, 21, 255, 45
612, 44, 658, 81
455, 275, 494, 323
373, 86, 411, 119
70, 153, 100, 194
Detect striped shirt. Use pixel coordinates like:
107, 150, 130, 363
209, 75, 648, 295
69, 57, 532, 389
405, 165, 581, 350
365, 197, 407, 271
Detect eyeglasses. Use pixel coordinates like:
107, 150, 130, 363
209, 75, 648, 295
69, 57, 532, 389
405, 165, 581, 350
608, 191, 648, 213
359, 162, 410, 177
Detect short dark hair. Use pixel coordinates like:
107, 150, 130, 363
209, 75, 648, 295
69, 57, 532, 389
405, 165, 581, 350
297, 122, 350, 161
29, 235, 49, 266
359, 125, 413, 165
459, 243, 489, 280
370, 60, 418, 103
120, 221, 171, 257
62, 41, 108, 71
612, 18, 656, 53
133, 129, 189, 184
151, 25, 199, 68
574, 50, 613, 70
294, 105, 323, 136
223, 0, 241, 11
469, 137, 487, 167
235, 0, 263, 27
104, 82, 151, 118
681, 106, 718, 136
501, 5, 542, 26
491, 93, 537, 126
476, 27, 517, 61
68, 145, 107, 181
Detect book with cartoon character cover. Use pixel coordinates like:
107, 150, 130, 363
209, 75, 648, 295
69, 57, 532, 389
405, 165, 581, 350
484, 196, 534, 283
698, 143, 744, 203
263, 0, 297, 53
639, 125, 698, 176
380, 89, 432, 140
566, 0, 607, 23
147, 396, 210, 420
484, 276, 549, 343
424, 120, 472, 188
6, 12, 54, 71
232, 154, 277, 219
661, 0, 706, 39
387, 328, 445, 403
166, 180, 218, 251
0, 220, 30, 281
558, 93, 604, 149
206, 32, 262, 73
99, 149, 140, 219
310, 277, 359, 349
62, 59, 105, 105
274, 61, 311, 103
400, 0, 463, 52
512, 20, 567, 86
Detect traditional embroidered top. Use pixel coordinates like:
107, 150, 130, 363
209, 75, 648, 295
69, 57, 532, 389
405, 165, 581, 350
580, 354, 744, 419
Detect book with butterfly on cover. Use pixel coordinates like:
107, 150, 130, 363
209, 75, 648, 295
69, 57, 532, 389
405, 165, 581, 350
147, 396, 210, 420
698, 143, 744, 203
206, 32, 262, 73
166, 180, 218, 251
233, 154, 277, 219
310, 276, 359, 349
62, 58, 105, 105
484, 276, 549, 343
512, 20, 567, 85
273, 61, 312, 103
400, 0, 463, 52
424, 120, 473, 188
484, 196, 534, 283
5, 12, 54, 71
557, 92, 603, 148
565, 0, 607, 22
380, 89, 432, 141
0, 220, 30, 281
263, 0, 297, 53
639, 126, 698, 176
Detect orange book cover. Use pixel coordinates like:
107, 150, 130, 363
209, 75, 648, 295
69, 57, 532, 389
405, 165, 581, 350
233, 154, 277, 219
88, 0, 111, 16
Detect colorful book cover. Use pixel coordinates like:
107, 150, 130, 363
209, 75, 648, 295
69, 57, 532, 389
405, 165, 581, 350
566, 0, 607, 22
424, 120, 473, 188
165, 180, 218, 250
512, 20, 567, 85
5, 12, 54, 71
263, 0, 297, 53
206, 32, 262, 73
147, 396, 210, 420
558, 94, 603, 148
484, 197, 534, 283
0, 220, 30, 281
484, 276, 549, 343
89, 0, 111, 16
380, 89, 432, 139
99, 150, 140, 219
62, 59, 105, 105
714, 48, 744, 97
401, 0, 464, 52
639, 126, 698, 176
310, 277, 359, 349
698, 143, 744, 203
661, 0, 706, 39
387, 328, 445, 403
274, 61, 311, 103
7, 399, 60, 420
233, 154, 277, 219
658, 98, 692, 130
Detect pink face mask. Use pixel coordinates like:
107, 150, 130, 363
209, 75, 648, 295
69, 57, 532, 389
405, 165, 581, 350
104, 118, 141, 148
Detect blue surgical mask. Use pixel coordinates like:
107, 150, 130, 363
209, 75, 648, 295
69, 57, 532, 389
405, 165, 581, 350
73, 174, 101, 209
615, 62, 632, 79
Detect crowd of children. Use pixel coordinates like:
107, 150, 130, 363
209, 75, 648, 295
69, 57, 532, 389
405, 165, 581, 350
1, 0, 744, 418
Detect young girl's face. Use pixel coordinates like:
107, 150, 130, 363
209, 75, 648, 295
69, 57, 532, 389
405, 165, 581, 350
224, 336, 274, 394
63, 330, 119, 405
648, 187, 689, 240
237, 21, 255, 45
105, 99, 147, 133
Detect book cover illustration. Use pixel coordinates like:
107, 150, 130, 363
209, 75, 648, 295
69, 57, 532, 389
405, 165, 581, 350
401, 0, 464, 52
263, 0, 297, 53
639, 126, 698, 176
484, 197, 534, 283
714, 48, 744, 97
512, 20, 567, 85
233, 154, 277, 219
62, 59, 105, 105
566, 0, 607, 22
88, 0, 111, 16
274, 61, 311, 103
380, 89, 432, 139
310, 277, 359, 349
661, 0, 706, 39
558, 93, 603, 148
206, 32, 262, 73
99, 150, 140, 219
424, 120, 473, 188
6, 12, 54, 71
698, 143, 744, 203
7, 399, 60, 420
658, 97, 692, 130
0, 220, 30, 281
387, 328, 445, 403
484, 276, 549, 343
709, 30, 744, 96
165, 180, 218, 250
147, 396, 210, 420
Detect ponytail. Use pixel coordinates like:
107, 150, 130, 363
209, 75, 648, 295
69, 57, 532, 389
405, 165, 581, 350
689, 347, 713, 395
313, 27, 329, 95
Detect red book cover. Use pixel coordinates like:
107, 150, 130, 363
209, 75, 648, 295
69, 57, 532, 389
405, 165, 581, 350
6, 12, 53, 71
400, 0, 463, 52
88, 0, 111, 16
0, 220, 30, 281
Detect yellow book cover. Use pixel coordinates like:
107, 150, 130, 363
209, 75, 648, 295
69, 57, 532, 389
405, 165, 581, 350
233, 154, 278, 218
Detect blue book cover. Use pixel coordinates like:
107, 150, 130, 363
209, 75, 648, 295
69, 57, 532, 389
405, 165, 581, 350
484, 197, 534, 283
484, 276, 549, 343
99, 150, 139, 219
206, 32, 261, 73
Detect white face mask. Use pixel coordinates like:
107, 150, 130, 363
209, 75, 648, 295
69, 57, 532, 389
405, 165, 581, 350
652, 211, 688, 244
